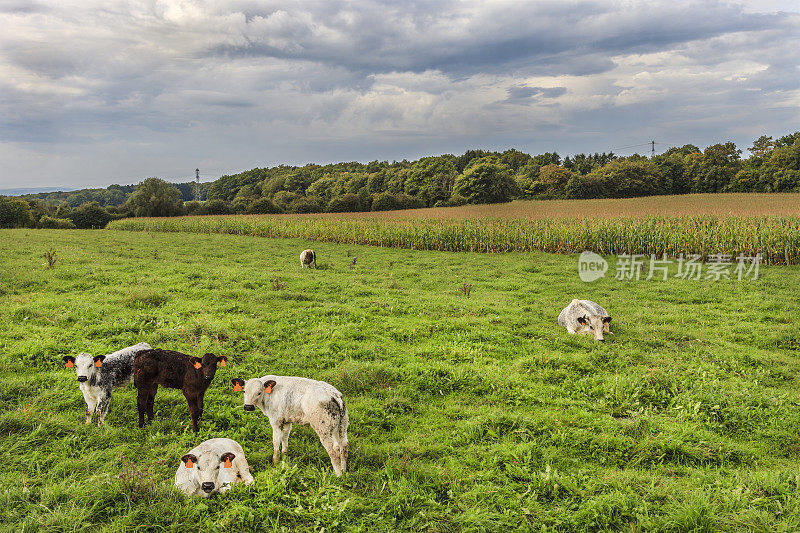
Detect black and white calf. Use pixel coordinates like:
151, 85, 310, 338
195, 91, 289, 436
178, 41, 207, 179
231, 375, 349, 476
62, 342, 151, 426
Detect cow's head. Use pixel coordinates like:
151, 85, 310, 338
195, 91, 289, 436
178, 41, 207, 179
189, 354, 228, 382
181, 451, 236, 495
576, 315, 612, 341
64, 353, 105, 382
235, 378, 276, 411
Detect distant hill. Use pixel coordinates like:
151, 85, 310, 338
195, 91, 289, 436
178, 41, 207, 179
10, 182, 212, 207
0, 186, 77, 196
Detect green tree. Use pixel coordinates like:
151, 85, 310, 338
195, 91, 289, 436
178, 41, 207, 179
452, 158, 517, 204
0, 196, 34, 228
582, 160, 663, 198
748, 135, 774, 157
692, 142, 742, 192
125, 178, 185, 217
404, 156, 458, 206
531, 164, 574, 198
69, 202, 113, 229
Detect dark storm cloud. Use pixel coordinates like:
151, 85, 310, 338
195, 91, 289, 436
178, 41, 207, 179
205, 1, 784, 79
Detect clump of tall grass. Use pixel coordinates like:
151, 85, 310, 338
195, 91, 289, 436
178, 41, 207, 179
109, 214, 800, 265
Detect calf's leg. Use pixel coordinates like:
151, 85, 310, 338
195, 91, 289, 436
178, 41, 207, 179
184, 391, 201, 432
83, 394, 98, 425
280, 423, 292, 458
146, 389, 156, 422
270, 420, 283, 464
96, 392, 112, 426
136, 387, 150, 428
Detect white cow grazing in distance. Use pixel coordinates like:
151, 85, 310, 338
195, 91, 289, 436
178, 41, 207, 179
62, 342, 151, 425
558, 299, 612, 341
300, 249, 317, 269
231, 375, 349, 476
175, 438, 254, 497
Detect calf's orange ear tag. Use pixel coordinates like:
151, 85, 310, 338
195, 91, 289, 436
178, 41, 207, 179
95, 360, 103, 368
265, 385, 273, 394
194, 362, 202, 369
233, 384, 241, 392
185, 458, 193, 468
220, 359, 227, 367
66, 361, 74, 368
224, 458, 232, 468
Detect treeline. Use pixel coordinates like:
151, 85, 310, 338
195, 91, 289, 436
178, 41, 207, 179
1, 132, 798, 229
199, 131, 800, 212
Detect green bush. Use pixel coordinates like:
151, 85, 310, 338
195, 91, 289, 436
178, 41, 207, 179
372, 192, 402, 211
39, 216, 77, 229
326, 193, 363, 213
68, 201, 113, 229
246, 197, 282, 214
198, 199, 233, 215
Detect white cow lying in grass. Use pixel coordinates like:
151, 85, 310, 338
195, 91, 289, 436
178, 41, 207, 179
62, 342, 151, 426
300, 249, 317, 269
175, 438, 254, 497
231, 375, 349, 476
558, 299, 612, 341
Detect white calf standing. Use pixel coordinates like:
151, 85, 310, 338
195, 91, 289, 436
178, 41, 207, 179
175, 438, 254, 497
231, 375, 349, 476
300, 249, 317, 269
558, 299, 612, 341
62, 342, 151, 425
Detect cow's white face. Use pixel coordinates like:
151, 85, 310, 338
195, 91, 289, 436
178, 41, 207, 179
181, 451, 235, 494
236, 378, 276, 411
577, 315, 612, 341
74, 353, 99, 382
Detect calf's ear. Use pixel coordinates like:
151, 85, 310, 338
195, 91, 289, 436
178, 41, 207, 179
190, 357, 202, 370
93, 355, 106, 368
231, 378, 245, 392
181, 454, 198, 468
220, 452, 235, 468
602, 316, 612, 324
264, 379, 277, 394
218, 356, 228, 367
577, 316, 588, 325
63, 356, 76, 368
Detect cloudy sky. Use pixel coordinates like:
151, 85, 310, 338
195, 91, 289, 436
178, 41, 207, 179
1, 0, 798, 189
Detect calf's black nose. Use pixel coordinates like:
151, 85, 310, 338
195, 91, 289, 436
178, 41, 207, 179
201, 482, 215, 493
77, 376, 88, 382
243, 404, 255, 411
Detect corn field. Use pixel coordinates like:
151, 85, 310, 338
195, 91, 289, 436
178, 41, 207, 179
108, 214, 800, 265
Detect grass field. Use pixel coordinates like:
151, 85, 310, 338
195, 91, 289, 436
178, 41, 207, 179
2, 228, 800, 531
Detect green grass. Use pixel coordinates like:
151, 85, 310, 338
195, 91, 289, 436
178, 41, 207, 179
109, 214, 800, 265
2, 229, 800, 531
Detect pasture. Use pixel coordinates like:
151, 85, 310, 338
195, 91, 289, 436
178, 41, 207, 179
2, 228, 800, 531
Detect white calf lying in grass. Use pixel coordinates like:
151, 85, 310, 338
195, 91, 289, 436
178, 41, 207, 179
62, 342, 151, 426
558, 299, 612, 341
231, 375, 349, 476
175, 438, 254, 497
300, 249, 317, 269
